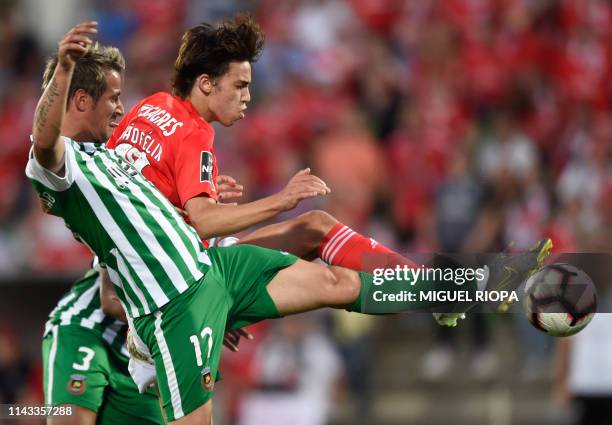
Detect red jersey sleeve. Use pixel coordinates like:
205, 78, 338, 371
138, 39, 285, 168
174, 126, 218, 207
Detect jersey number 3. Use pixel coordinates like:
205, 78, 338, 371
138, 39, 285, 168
72, 347, 96, 371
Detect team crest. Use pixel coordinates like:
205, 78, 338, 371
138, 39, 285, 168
201, 367, 214, 392
67, 374, 87, 395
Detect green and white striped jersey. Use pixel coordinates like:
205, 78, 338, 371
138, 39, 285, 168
44, 267, 129, 358
26, 137, 211, 318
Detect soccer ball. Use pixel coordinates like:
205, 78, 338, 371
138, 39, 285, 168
522, 263, 597, 337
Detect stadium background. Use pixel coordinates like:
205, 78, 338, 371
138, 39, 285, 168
0, 0, 610, 424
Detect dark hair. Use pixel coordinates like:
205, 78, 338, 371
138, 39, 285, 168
42, 43, 125, 106
172, 14, 265, 98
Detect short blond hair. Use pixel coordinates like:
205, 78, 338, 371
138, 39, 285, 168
42, 43, 125, 106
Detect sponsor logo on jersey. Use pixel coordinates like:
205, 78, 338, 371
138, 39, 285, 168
200, 151, 214, 188
67, 374, 87, 395
201, 367, 214, 392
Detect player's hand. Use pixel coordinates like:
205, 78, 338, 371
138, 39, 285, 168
58, 21, 98, 70
217, 174, 244, 202
223, 328, 253, 352
275, 168, 331, 211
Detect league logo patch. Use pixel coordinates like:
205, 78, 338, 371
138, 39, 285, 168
67, 374, 87, 395
201, 367, 214, 392
200, 151, 214, 186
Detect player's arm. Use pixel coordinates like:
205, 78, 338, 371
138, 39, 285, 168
99, 268, 127, 322
31, 21, 98, 173
185, 168, 330, 239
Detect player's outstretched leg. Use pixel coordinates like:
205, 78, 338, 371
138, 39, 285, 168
239, 209, 417, 269
266, 260, 362, 315
238, 210, 337, 260
241, 213, 553, 325
265, 259, 475, 316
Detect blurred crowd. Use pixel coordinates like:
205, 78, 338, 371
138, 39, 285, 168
0, 0, 610, 276
0, 0, 610, 424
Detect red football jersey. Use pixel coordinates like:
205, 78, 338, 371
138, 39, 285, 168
107, 92, 218, 208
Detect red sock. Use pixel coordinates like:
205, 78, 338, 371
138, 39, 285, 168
318, 223, 417, 272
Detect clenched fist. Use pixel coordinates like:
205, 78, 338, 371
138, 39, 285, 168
58, 21, 98, 70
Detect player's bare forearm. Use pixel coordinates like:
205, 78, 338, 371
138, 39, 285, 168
186, 168, 330, 239
32, 67, 71, 172
185, 168, 330, 239
185, 195, 286, 239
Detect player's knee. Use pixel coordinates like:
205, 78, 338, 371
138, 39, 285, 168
297, 210, 337, 236
324, 266, 361, 307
